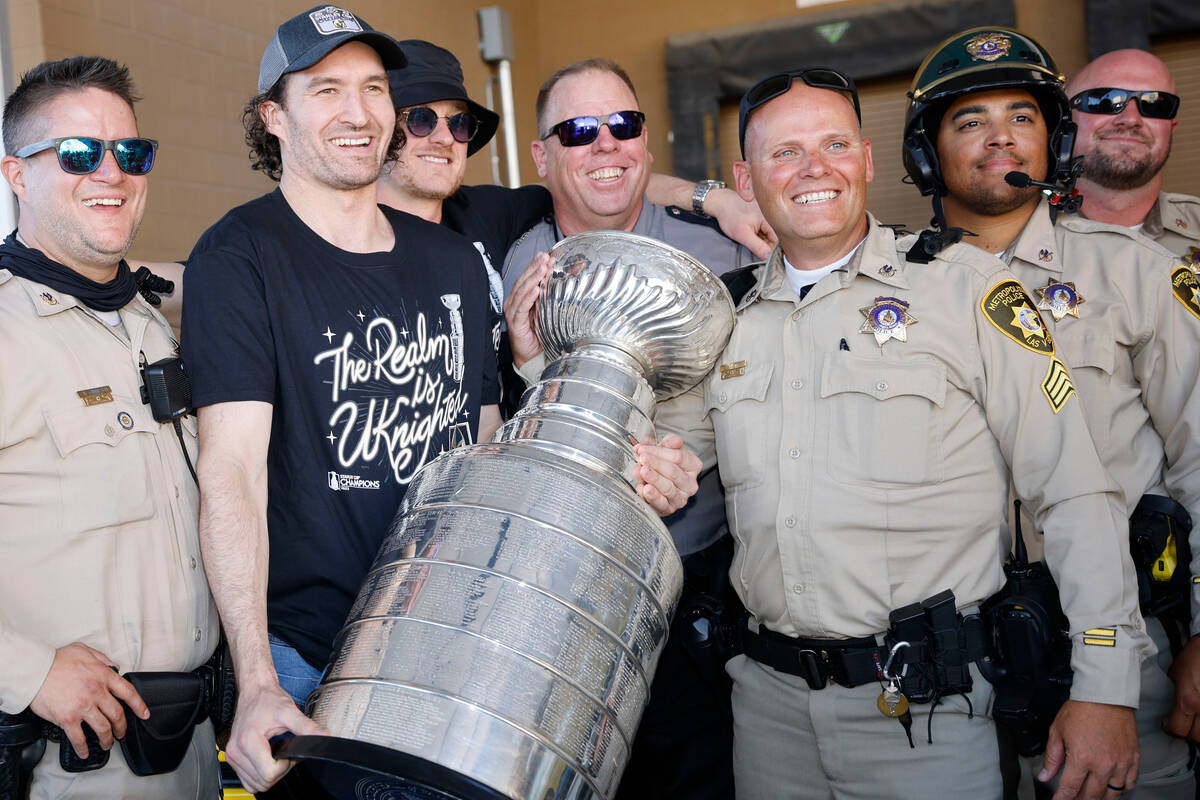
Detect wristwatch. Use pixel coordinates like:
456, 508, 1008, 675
692, 179, 726, 215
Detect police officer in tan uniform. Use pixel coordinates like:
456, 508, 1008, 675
903, 27, 1200, 798
1065, 49, 1200, 262
0, 57, 218, 798
647, 66, 1147, 800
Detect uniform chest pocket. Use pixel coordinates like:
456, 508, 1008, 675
819, 354, 946, 486
1052, 317, 1114, 375
43, 397, 158, 534
704, 361, 774, 489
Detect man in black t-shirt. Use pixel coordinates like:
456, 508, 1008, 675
182, 11, 703, 795
180, 7, 502, 794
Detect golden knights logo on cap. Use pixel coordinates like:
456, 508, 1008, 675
1172, 266, 1200, 321
859, 296, 917, 346
1034, 279, 1085, 321
310, 6, 362, 35
982, 280, 1054, 355
965, 32, 1012, 62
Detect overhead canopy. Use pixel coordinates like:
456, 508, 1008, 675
665, 0, 1015, 180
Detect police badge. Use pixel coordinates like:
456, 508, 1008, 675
1034, 279, 1085, 321
859, 296, 917, 346
965, 32, 1012, 62
1171, 266, 1200, 321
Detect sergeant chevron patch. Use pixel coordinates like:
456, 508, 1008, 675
1041, 357, 1076, 414
1171, 266, 1200, 321
1082, 627, 1116, 647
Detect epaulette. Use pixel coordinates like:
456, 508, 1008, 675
721, 264, 760, 305
664, 205, 724, 234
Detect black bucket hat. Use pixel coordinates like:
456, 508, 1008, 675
389, 40, 500, 156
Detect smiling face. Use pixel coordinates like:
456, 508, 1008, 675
1, 87, 147, 279
734, 82, 872, 266
265, 41, 395, 192
531, 69, 651, 235
383, 98, 470, 202
1068, 50, 1176, 191
936, 88, 1048, 217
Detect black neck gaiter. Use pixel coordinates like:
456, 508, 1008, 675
0, 231, 137, 311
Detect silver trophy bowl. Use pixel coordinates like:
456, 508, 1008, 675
277, 232, 735, 800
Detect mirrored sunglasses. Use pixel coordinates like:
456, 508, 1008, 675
400, 107, 480, 143
540, 110, 646, 147
13, 136, 158, 175
1070, 88, 1180, 120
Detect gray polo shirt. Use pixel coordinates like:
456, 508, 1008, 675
501, 197, 755, 557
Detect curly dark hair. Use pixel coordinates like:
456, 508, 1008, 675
243, 77, 406, 182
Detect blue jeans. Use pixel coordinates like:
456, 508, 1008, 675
268, 633, 322, 707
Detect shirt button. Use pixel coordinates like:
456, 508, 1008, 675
876, 380, 889, 391
189, 556, 197, 569
193, 628, 202, 642
719, 392, 728, 404
791, 379, 803, 390
104, 424, 115, 438
784, 516, 797, 528
792, 583, 805, 593
788, 448, 800, 459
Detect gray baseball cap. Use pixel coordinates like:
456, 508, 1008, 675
258, 5, 406, 94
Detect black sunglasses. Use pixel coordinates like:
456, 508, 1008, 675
739, 68, 861, 155
13, 136, 158, 175
1070, 88, 1180, 120
540, 110, 646, 147
400, 107, 480, 143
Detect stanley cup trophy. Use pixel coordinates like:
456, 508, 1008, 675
275, 231, 735, 800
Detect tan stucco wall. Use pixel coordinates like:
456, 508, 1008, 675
3, 1, 1195, 255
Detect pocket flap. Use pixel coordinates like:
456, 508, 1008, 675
44, 397, 155, 458
819, 353, 947, 407
704, 361, 774, 415
1052, 318, 1115, 374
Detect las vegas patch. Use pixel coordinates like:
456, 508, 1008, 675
981, 280, 1055, 355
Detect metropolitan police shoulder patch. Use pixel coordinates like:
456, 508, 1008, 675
1171, 266, 1200, 321
981, 280, 1055, 355
1041, 357, 1076, 414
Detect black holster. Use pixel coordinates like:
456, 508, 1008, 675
118, 672, 208, 777
0, 710, 43, 800
676, 534, 745, 686
982, 501, 1073, 757
1129, 494, 1193, 625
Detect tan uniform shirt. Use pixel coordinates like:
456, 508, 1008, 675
0, 270, 217, 714
1143, 192, 1200, 262
1003, 203, 1200, 632
657, 218, 1149, 707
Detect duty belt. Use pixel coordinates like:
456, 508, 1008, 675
743, 594, 987, 697
743, 626, 886, 689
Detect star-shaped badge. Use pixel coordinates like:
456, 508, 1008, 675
859, 296, 917, 346
1034, 279, 1085, 321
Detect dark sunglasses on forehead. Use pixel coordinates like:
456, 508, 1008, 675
13, 136, 158, 175
540, 110, 646, 147
1070, 87, 1180, 120
742, 68, 862, 123
400, 107, 480, 143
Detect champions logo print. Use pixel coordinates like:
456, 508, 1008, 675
327, 471, 381, 491
314, 300, 471, 489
